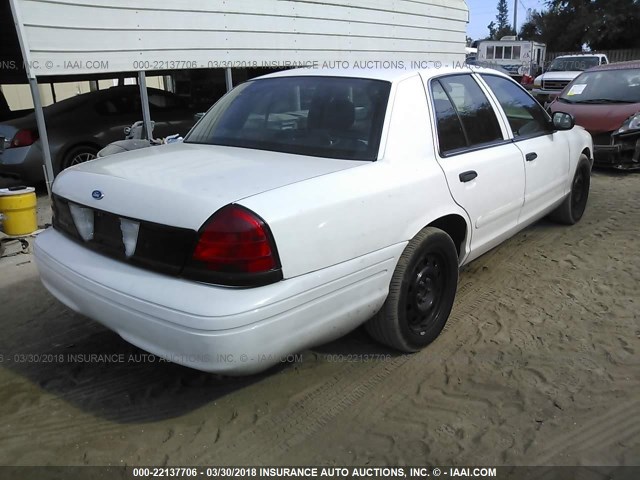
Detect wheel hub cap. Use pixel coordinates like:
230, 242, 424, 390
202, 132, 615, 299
405, 252, 447, 335
415, 268, 437, 313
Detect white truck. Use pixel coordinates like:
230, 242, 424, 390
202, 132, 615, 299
532, 53, 609, 105
477, 37, 546, 84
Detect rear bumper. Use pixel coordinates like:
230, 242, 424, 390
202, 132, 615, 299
35, 229, 401, 374
0, 144, 44, 183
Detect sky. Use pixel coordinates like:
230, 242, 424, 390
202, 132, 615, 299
465, 0, 546, 41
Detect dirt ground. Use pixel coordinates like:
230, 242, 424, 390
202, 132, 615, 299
0, 171, 638, 467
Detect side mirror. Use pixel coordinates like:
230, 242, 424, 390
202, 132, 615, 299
194, 112, 205, 122
552, 111, 575, 131
123, 126, 131, 136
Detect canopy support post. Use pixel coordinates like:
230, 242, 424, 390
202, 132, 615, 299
138, 71, 153, 140
28, 77, 54, 199
225, 68, 233, 92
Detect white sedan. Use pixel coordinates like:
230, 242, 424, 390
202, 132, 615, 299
35, 67, 593, 374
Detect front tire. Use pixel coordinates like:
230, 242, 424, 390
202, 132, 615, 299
366, 227, 459, 352
549, 154, 591, 225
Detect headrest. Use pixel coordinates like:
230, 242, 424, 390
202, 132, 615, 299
308, 95, 355, 131
325, 97, 355, 131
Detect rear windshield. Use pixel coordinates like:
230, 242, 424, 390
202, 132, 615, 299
184, 76, 391, 161
548, 56, 601, 72
559, 68, 640, 104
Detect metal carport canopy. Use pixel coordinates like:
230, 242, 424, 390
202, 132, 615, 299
7, 0, 469, 192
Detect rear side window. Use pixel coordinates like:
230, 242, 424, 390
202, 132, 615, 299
430, 75, 503, 155
431, 82, 467, 153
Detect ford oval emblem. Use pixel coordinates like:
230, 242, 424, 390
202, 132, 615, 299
92, 190, 104, 200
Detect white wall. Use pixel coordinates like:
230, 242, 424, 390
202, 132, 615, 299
11, 0, 469, 77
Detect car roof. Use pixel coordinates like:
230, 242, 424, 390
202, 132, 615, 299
256, 66, 512, 83
85, 85, 168, 99
28, 85, 171, 119
586, 60, 640, 72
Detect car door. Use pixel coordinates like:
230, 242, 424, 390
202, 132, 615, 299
479, 74, 571, 225
425, 73, 526, 260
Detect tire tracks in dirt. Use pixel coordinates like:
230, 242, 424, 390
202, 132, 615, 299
208, 180, 638, 465
523, 398, 640, 466
198, 227, 547, 464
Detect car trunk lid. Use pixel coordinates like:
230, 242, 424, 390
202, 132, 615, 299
52, 142, 365, 230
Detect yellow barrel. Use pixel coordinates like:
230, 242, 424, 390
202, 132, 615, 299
0, 186, 38, 236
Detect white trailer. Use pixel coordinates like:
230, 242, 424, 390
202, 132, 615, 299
477, 38, 546, 83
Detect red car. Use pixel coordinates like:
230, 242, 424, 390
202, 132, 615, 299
549, 61, 640, 170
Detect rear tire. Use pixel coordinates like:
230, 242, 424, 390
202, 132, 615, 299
549, 154, 591, 225
366, 227, 459, 352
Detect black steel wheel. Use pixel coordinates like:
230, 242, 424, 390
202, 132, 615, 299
366, 226, 459, 352
570, 164, 589, 221
549, 154, 591, 225
405, 252, 447, 335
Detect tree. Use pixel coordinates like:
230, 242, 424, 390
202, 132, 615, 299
519, 9, 583, 51
496, 0, 510, 31
518, 10, 542, 41
488, 0, 514, 40
587, 0, 640, 49
520, 0, 640, 51
487, 20, 497, 39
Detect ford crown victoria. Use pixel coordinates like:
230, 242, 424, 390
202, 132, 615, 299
34, 68, 593, 374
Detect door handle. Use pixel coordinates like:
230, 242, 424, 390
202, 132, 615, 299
459, 170, 478, 183
526, 152, 538, 162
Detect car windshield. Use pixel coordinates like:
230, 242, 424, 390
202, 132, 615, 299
184, 76, 391, 161
548, 56, 601, 72
558, 68, 640, 104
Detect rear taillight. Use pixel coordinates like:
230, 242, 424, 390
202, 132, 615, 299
521, 75, 533, 85
10, 129, 38, 148
184, 204, 282, 287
